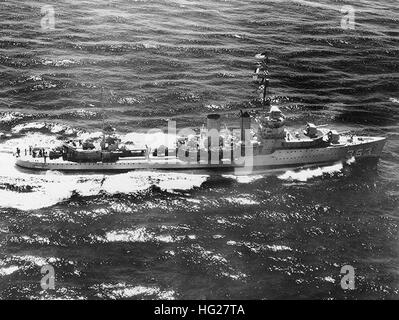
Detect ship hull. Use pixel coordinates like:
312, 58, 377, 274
15, 136, 386, 172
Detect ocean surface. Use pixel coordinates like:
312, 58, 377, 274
0, 0, 398, 299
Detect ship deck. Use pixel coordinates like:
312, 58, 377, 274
14, 136, 386, 172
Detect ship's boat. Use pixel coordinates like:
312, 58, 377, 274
15, 106, 386, 172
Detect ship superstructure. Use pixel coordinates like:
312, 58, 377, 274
15, 106, 386, 172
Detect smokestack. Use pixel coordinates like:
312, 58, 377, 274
240, 111, 250, 142
207, 114, 221, 135
207, 114, 221, 148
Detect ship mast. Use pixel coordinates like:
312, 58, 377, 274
101, 87, 106, 150
253, 52, 270, 106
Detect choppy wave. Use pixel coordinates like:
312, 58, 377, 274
0, 152, 208, 210
0, 0, 398, 300
92, 283, 176, 300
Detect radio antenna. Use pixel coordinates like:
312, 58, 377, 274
101, 87, 106, 149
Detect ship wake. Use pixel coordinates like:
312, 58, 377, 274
277, 158, 356, 182
0, 152, 208, 211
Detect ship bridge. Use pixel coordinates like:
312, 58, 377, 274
258, 105, 287, 139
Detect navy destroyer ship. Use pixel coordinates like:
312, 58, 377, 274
15, 105, 386, 172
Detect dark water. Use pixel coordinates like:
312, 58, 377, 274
0, 0, 398, 299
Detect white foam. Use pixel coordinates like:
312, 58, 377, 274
222, 174, 263, 183
278, 162, 345, 182
94, 283, 175, 300
0, 150, 209, 210
225, 196, 258, 205
0, 265, 19, 276
104, 227, 174, 243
